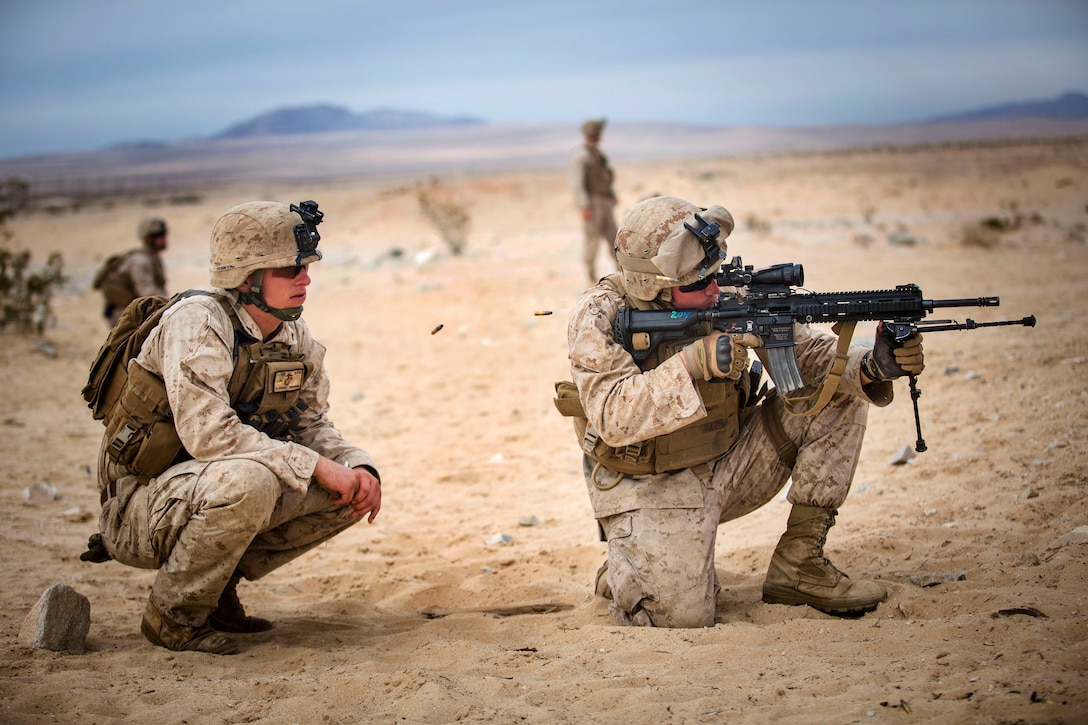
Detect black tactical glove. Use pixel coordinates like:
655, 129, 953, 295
682, 331, 762, 381
863, 326, 925, 381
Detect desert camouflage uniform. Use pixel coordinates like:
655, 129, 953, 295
105, 248, 167, 325
96, 290, 376, 628
567, 281, 893, 627
572, 143, 618, 283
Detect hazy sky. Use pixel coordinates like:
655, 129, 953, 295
1, 0, 1086, 159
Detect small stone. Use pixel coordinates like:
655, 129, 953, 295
60, 507, 93, 523
1054, 525, 1088, 547
518, 515, 540, 527
890, 445, 916, 465
908, 572, 966, 588
887, 231, 919, 246
22, 482, 59, 502
19, 583, 91, 652
1013, 551, 1041, 567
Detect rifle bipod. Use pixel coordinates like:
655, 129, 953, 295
906, 315, 1035, 453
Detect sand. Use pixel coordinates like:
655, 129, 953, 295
1, 138, 1086, 724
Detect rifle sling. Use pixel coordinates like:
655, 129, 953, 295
773, 321, 856, 418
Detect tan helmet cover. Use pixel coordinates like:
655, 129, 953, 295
137, 217, 167, 240
581, 118, 606, 136
615, 196, 734, 302
209, 201, 322, 289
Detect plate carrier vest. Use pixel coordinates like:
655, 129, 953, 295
554, 275, 751, 481
90, 291, 314, 480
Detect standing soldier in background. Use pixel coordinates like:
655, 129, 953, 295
572, 118, 618, 285
93, 217, 169, 325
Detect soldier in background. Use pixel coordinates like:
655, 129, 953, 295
93, 217, 169, 325
572, 118, 618, 285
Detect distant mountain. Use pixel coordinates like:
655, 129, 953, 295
927, 91, 1088, 123
213, 104, 486, 139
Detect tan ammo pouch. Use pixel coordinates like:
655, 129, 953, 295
236, 359, 309, 416
554, 369, 745, 480
103, 362, 183, 478
554, 380, 657, 477
232, 349, 314, 438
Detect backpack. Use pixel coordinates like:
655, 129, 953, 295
82, 290, 313, 478
92, 252, 139, 309
91, 253, 126, 290
83, 293, 187, 420
82, 291, 217, 477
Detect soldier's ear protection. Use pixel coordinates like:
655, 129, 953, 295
290, 200, 324, 264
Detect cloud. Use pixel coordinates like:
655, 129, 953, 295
0, 0, 1086, 157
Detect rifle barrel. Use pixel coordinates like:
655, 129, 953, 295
928, 296, 1000, 309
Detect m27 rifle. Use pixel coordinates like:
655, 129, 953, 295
614, 256, 1036, 453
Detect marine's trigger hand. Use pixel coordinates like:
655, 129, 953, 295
682, 332, 760, 381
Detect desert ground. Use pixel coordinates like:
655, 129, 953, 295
1, 136, 1087, 724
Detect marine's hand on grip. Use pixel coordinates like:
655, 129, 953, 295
681, 331, 762, 381
863, 323, 925, 381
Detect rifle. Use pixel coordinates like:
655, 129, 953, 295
614, 256, 1036, 453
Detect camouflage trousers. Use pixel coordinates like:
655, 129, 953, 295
98, 457, 357, 628
595, 391, 869, 628
581, 195, 618, 283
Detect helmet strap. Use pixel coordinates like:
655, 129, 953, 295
238, 269, 304, 322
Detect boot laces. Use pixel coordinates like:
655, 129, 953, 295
809, 514, 844, 576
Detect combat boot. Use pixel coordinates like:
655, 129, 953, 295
141, 598, 238, 655
761, 504, 886, 615
594, 560, 612, 599
207, 573, 274, 633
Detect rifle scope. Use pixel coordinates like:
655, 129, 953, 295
720, 262, 804, 288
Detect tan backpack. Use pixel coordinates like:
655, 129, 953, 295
81, 291, 216, 476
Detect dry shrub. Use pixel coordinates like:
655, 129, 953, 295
960, 222, 1000, 249
745, 214, 772, 234
417, 179, 471, 255
961, 203, 1045, 249
1, 178, 66, 335
0, 247, 66, 334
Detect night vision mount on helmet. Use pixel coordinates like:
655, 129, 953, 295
289, 200, 323, 265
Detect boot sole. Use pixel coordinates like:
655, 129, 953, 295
141, 619, 240, 655
762, 584, 884, 614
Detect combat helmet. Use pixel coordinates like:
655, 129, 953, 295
210, 200, 324, 321
581, 118, 606, 137
614, 196, 734, 303
137, 217, 167, 240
